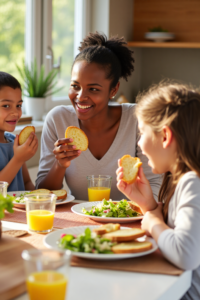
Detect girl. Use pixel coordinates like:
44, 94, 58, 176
36, 32, 161, 201
117, 82, 200, 299
0, 72, 38, 191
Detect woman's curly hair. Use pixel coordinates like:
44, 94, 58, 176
73, 32, 134, 89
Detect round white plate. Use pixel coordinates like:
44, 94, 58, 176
144, 32, 175, 42
71, 201, 143, 223
44, 225, 157, 260
8, 191, 75, 209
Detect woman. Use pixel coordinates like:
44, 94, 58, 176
36, 32, 161, 200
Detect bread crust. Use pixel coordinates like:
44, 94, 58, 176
51, 189, 67, 200
30, 189, 51, 194
103, 228, 145, 242
19, 126, 35, 145
112, 200, 143, 215
119, 155, 142, 184
111, 241, 152, 254
128, 201, 143, 215
93, 223, 120, 235
65, 126, 88, 151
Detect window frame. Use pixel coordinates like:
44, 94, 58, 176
25, 0, 91, 113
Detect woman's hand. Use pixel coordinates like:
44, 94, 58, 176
141, 203, 169, 242
53, 138, 81, 168
13, 133, 38, 163
116, 161, 157, 213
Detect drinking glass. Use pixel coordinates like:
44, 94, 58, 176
87, 175, 112, 202
0, 181, 9, 197
25, 193, 57, 233
22, 249, 71, 300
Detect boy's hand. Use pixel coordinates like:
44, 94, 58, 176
116, 160, 157, 213
53, 138, 81, 168
13, 133, 38, 163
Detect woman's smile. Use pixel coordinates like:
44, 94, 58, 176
75, 102, 93, 113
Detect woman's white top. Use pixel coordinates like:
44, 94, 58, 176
36, 103, 162, 200
158, 171, 200, 300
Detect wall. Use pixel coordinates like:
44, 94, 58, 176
108, 0, 200, 101
109, 0, 139, 102
140, 48, 200, 91
132, 0, 200, 97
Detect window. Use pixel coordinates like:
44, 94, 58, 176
52, 0, 75, 98
0, 0, 91, 113
0, 0, 25, 81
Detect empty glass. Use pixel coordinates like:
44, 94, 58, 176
0, 181, 8, 197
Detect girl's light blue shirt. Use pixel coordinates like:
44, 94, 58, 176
0, 132, 25, 191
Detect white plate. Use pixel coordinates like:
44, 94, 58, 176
8, 191, 75, 208
44, 225, 157, 260
144, 32, 175, 42
71, 201, 143, 223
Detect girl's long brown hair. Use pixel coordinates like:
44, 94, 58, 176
135, 81, 200, 221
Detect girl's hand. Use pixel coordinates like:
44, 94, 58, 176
141, 203, 168, 242
116, 161, 157, 213
13, 133, 38, 163
53, 138, 81, 168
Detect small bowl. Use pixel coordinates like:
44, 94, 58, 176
145, 32, 175, 42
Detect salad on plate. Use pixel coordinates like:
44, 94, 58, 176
82, 199, 142, 218
12, 191, 31, 203
58, 227, 114, 254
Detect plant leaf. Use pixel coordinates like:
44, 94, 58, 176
16, 59, 64, 97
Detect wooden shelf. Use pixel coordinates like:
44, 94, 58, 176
127, 41, 200, 49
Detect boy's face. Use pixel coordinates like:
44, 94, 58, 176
0, 86, 22, 133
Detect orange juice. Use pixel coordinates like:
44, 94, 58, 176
88, 187, 111, 202
27, 271, 67, 300
27, 210, 54, 231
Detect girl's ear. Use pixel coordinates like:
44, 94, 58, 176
162, 126, 173, 149
110, 82, 120, 99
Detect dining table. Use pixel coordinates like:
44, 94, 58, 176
1, 199, 192, 300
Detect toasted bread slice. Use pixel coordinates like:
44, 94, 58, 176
93, 223, 120, 235
129, 201, 143, 215
119, 155, 142, 184
65, 126, 88, 151
112, 200, 143, 215
112, 241, 152, 254
51, 189, 67, 201
103, 228, 145, 242
30, 189, 51, 194
19, 126, 35, 145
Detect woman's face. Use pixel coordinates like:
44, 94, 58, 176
68, 60, 115, 120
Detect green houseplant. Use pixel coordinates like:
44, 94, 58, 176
16, 59, 63, 120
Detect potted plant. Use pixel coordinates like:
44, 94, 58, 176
16, 59, 63, 120
0, 194, 14, 240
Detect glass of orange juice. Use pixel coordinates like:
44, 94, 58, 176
25, 193, 57, 233
22, 249, 71, 300
87, 175, 112, 202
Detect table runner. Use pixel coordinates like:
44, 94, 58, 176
3, 202, 140, 229
2, 201, 183, 276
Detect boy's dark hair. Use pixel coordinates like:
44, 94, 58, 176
0, 71, 21, 90
74, 32, 134, 89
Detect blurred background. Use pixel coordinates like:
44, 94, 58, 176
0, 0, 200, 104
